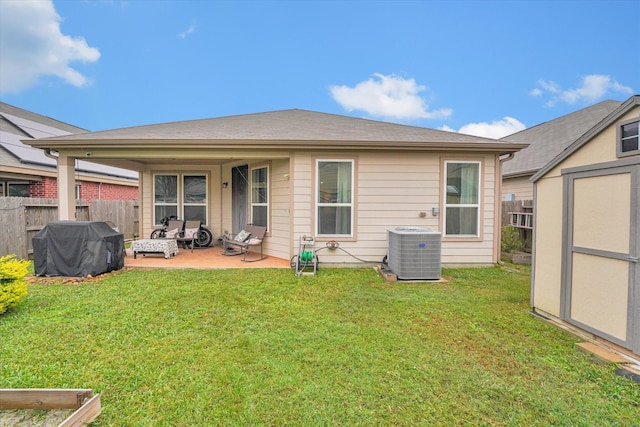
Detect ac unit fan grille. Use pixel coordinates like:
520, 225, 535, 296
387, 227, 442, 280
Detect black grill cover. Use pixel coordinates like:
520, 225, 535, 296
33, 221, 125, 277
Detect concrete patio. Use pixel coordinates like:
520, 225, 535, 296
124, 244, 291, 269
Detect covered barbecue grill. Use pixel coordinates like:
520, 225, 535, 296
33, 221, 125, 277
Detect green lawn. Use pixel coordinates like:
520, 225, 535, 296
1, 266, 638, 426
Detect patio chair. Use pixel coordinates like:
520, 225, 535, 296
176, 220, 201, 252
165, 219, 185, 239
222, 224, 267, 262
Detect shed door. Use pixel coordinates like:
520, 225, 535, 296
562, 165, 639, 353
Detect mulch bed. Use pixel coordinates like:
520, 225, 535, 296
25, 267, 132, 286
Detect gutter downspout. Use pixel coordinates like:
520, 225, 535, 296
496, 152, 515, 265
43, 148, 58, 160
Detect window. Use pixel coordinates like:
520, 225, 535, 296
618, 119, 639, 156
443, 161, 481, 237
0, 183, 4, 197
251, 166, 269, 228
154, 174, 208, 225
183, 175, 207, 224
8, 182, 30, 197
154, 174, 178, 224
316, 160, 353, 236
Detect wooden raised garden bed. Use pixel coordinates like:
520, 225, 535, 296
0, 388, 100, 427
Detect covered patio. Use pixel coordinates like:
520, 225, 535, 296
124, 245, 291, 269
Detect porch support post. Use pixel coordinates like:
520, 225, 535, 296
57, 154, 76, 220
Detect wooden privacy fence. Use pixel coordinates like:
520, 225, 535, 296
501, 200, 533, 252
0, 197, 138, 260
501, 200, 533, 227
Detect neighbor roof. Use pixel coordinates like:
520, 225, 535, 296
28, 109, 527, 153
500, 100, 623, 177
0, 102, 138, 180
531, 95, 640, 182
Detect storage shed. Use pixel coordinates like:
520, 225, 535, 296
33, 221, 125, 277
531, 95, 639, 358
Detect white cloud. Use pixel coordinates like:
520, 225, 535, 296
179, 21, 196, 39
329, 73, 452, 120
445, 117, 526, 139
532, 74, 633, 107
0, 0, 100, 94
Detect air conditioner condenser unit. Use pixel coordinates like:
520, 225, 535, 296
387, 226, 442, 280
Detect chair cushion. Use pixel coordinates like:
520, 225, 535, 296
165, 228, 180, 238
184, 228, 199, 239
234, 229, 251, 242
247, 238, 262, 245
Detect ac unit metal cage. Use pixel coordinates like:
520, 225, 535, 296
387, 226, 442, 280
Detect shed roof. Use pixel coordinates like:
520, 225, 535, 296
500, 100, 623, 177
28, 109, 527, 153
531, 95, 640, 182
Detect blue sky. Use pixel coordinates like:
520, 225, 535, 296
0, 0, 638, 138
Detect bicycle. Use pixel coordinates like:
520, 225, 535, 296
150, 215, 213, 248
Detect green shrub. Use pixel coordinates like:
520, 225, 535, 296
0, 254, 30, 315
501, 225, 523, 253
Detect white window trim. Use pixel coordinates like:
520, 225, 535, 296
443, 160, 482, 238
315, 159, 354, 238
153, 173, 179, 225
182, 174, 208, 224
250, 165, 269, 230
153, 173, 209, 225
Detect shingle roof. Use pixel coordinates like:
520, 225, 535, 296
500, 100, 623, 176
31, 109, 525, 152
531, 95, 640, 182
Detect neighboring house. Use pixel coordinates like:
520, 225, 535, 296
500, 100, 623, 201
0, 102, 138, 200
531, 94, 639, 358
26, 109, 526, 266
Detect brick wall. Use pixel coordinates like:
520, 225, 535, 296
28, 178, 138, 201
29, 177, 57, 198
79, 181, 139, 201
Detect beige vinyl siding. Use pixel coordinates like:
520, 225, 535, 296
294, 151, 498, 266
267, 158, 291, 261
141, 171, 153, 238
138, 149, 502, 264
291, 152, 314, 255
220, 159, 289, 237
502, 175, 533, 200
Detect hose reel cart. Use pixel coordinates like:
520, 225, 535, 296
294, 235, 318, 276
